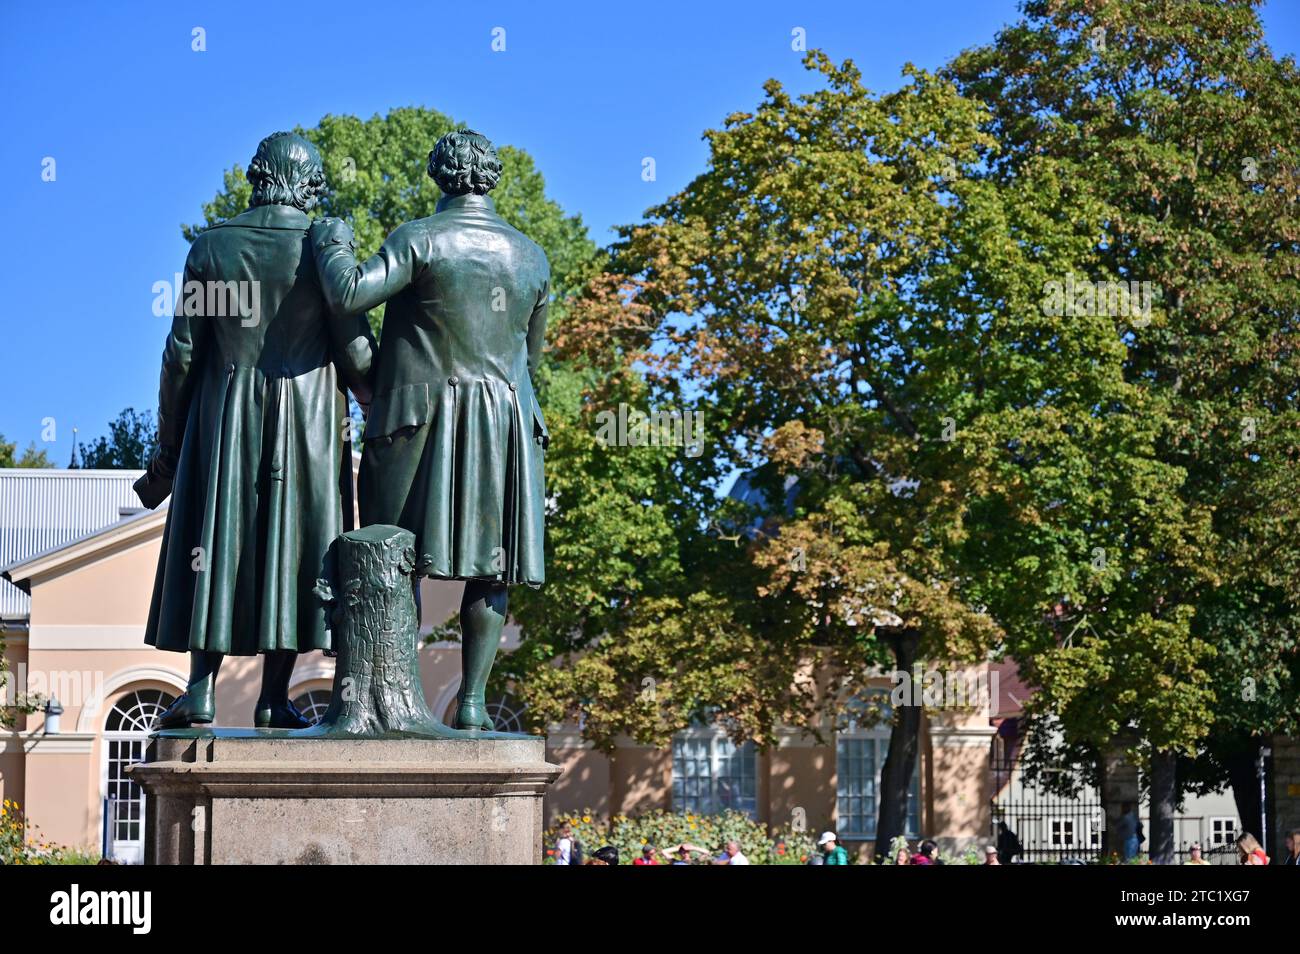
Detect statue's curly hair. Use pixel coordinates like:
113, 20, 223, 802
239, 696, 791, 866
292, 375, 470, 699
247, 131, 327, 212
427, 129, 501, 197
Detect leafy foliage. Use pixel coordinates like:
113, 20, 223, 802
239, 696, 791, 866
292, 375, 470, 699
0, 435, 51, 468
544, 808, 818, 865
74, 407, 157, 469
0, 799, 88, 865
948, 0, 1300, 794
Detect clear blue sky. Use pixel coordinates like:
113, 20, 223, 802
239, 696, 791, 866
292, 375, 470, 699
1, 0, 1297, 458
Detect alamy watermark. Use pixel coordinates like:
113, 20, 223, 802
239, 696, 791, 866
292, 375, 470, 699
1, 664, 105, 712
1040, 272, 1156, 326
594, 403, 704, 458
152, 274, 261, 327
889, 667, 999, 715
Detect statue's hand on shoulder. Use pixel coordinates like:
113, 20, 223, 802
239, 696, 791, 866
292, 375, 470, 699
309, 216, 355, 253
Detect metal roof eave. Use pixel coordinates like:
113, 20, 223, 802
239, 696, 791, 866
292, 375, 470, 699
0, 503, 167, 588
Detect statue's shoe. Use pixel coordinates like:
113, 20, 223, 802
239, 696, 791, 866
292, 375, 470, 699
254, 699, 312, 729
154, 692, 214, 730
454, 702, 496, 732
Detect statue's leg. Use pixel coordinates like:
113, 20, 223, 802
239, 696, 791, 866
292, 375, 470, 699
154, 651, 222, 729
254, 651, 311, 729
454, 580, 508, 730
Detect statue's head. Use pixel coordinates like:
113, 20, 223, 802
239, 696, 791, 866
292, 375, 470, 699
427, 129, 501, 197
246, 131, 326, 212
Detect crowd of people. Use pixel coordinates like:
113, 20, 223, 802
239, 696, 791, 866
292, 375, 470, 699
551, 819, 1300, 866
551, 823, 854, 866
1111, 802, 1299, 866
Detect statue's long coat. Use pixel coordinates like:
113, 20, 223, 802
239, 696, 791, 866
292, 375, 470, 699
312, 193, 549, 585
145, 203, 375, 656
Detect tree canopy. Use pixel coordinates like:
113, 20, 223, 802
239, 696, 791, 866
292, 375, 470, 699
0, 435, 50, 468
520, 0, 1299, 852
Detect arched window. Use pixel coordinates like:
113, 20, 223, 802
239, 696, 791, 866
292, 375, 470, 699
105, 689, 172, 732
103, 688, 175, 864
291, 689, 332, 726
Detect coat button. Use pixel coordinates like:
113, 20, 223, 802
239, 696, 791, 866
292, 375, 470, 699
226, 363, 235, 374
508, 382, 517, 392
448, 376, 459, 387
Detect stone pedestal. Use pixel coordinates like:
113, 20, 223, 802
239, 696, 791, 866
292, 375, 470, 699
129, 732, 561, 864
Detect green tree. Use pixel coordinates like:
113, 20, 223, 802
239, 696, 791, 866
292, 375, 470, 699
75, 408, 157, 469
0, 435, 51, 468
574, 53, 1041, 853
500, 275, 788, 750
557, 44, 1222, 861
948, 0, 1300, 861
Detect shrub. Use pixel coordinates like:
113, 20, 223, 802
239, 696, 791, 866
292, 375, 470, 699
0, 798, 86, 865
545, 808, 819, 865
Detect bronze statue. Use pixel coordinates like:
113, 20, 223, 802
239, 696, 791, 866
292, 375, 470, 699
137, 131, 376, 730
310, 128, 549, 731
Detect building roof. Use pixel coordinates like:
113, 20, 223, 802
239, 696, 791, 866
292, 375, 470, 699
0, 468, 146, 619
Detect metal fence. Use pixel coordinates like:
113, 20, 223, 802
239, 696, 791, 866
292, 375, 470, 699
992, 751, 1242, 864
990, 755, 1104, 863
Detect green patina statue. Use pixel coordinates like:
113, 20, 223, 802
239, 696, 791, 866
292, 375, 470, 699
137, 132, 377, 730
310, 128, 550, 732
139, 128, 547, 738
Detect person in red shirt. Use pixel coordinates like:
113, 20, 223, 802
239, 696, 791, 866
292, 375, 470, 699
909, 839, 940, 864
1236, 832, 1269, 865
634, 844, 660, 865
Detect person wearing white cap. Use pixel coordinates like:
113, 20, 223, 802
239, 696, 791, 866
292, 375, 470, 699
982, 845, 1001, 865
818, 831, 849, 865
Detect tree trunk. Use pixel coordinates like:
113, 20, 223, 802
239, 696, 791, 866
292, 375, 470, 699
874, 626, 922, 860
307, 524, 456, 738
1149, 749, 1177, 864
1227, 745, 1263, 843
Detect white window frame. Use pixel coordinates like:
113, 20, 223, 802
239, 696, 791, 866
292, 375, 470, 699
1050, 818, 1076, 848
1089, 817, 1103, 848
291, 688, 333, 725
835, 719, 921, 841
1209, 816, 1238, 847
671, 729, 758, 818
100, 689, 175, 864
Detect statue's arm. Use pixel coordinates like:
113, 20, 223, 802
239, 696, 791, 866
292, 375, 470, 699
311, 218, 420, 317
526, 273, 550, 381
328, 312, 378, 407
136, 249, 211, 506
156, 251, 212, 467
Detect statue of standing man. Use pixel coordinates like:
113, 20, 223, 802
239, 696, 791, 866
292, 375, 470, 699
310, 129, 549, 731
137, 131, 377, 729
